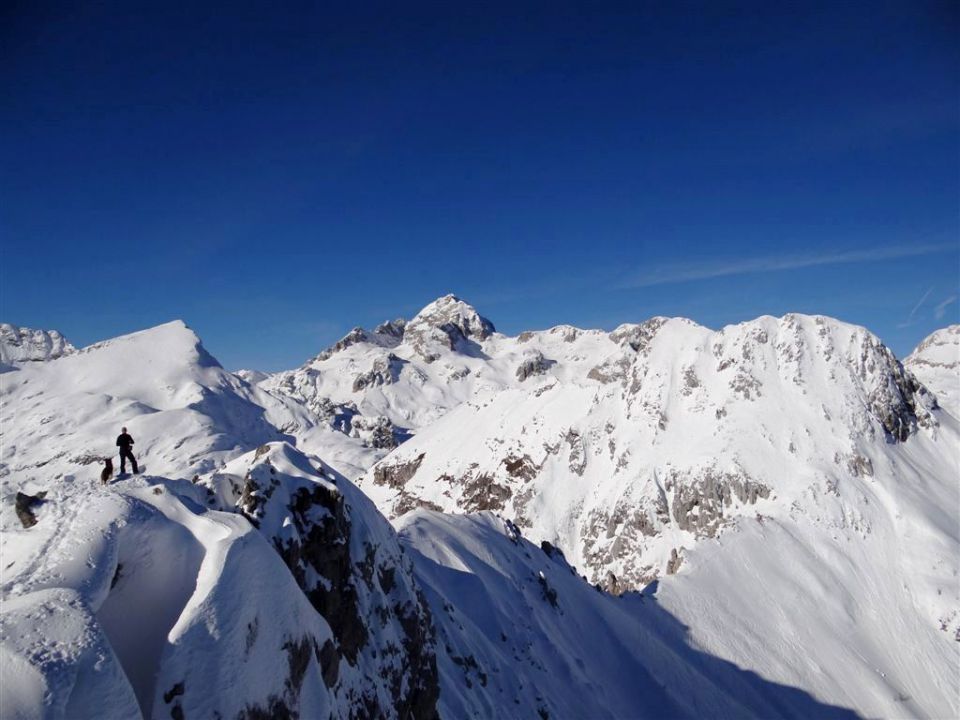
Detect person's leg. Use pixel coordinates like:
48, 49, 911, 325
119, 450, 126, 474
130, 450, 139, 474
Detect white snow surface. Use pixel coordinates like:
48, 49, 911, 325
2, 300, 958, 719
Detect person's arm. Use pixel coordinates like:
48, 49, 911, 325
116, 436, 122, 447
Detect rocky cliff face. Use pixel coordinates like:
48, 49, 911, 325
201, 443, 439, 719
206, 443, 439, 720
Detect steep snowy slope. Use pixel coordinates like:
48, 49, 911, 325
400, 510, 861, 720
906, 324, 959, 417
0, 324, 75, 364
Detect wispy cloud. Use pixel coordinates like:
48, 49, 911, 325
620, 242, 957, 289
897, 285, 934, 328
934, 295, 957, 320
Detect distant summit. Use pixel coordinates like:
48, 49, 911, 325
0, 323, 75, 363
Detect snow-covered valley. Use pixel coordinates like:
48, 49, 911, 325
1, 297, 957, 719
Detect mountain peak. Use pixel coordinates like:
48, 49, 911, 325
402, 295, 495, 362
409, 294, 495, 339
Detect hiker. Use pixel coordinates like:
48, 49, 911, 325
116, 426, 139, 474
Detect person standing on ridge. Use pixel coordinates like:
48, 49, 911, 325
116, 426, 139, 474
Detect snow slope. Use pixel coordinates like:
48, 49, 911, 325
399, 510, 862, 720
0, 320, 314, 483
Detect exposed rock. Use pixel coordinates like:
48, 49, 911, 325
353, 354, 405, 392
609, 317, 668, 354
393, 493, 443, 517
460, 472, 512, 513
666, 548, 683, 575
587, 355, 632, 385
14, 490, 46, 528
502, 454, 538, 481
315, 327, 371, 361
373, 453, 426, 489
0, 324, 75, 363
404, 295, 495, 362
565, 430, 587, 476
516, 352, 554, 381
351, 415, 399, 450
666, 468, 771, 537
210, 444, 440, 720
374, 318, 407, 340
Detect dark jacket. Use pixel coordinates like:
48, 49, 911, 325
116, 433, 134, 450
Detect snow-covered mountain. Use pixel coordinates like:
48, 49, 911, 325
2, 303, 958, 719
906, 324, 960, 417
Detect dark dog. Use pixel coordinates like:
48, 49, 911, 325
101, 457, 114, 485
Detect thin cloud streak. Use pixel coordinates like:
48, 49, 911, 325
621, 242, 957, 289
897, 285, 934, 328
934, 295, 957, 320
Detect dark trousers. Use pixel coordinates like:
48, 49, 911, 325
119, 447, 138, 473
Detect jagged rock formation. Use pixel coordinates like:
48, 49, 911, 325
206, 443, 439, 719
0, 323, 75, 363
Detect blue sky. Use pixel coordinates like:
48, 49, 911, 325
2, 1, 957, 370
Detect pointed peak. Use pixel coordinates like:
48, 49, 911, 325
409, 294, 495, 339
83, 320, 221, 369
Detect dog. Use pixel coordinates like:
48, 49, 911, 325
101, 457, 114, 485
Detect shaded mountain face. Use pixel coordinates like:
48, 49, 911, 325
2, 302, 958, 720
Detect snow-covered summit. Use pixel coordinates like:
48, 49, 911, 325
906, 324, 960, 416
0, 319, 315, 482
0, 323, 76, 363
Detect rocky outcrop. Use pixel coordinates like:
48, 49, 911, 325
373, 453, 426, 490
374, 318, 407, 340
353, 353, 405, 392
0, 324, 75, 363
856, 333, 937, 441
516, 352, 554, 382
14, 490, 46, 528
208, 443, 440, 720
609, 317, 668, 355
665, 468, 771, 537
350, 415, 399, 450
315, 327, 371, 361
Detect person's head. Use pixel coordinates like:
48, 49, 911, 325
122, 427, 127, 433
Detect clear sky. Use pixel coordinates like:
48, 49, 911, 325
2, 1, 958, 370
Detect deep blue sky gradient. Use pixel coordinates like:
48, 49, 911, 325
2, 1, 958, 369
